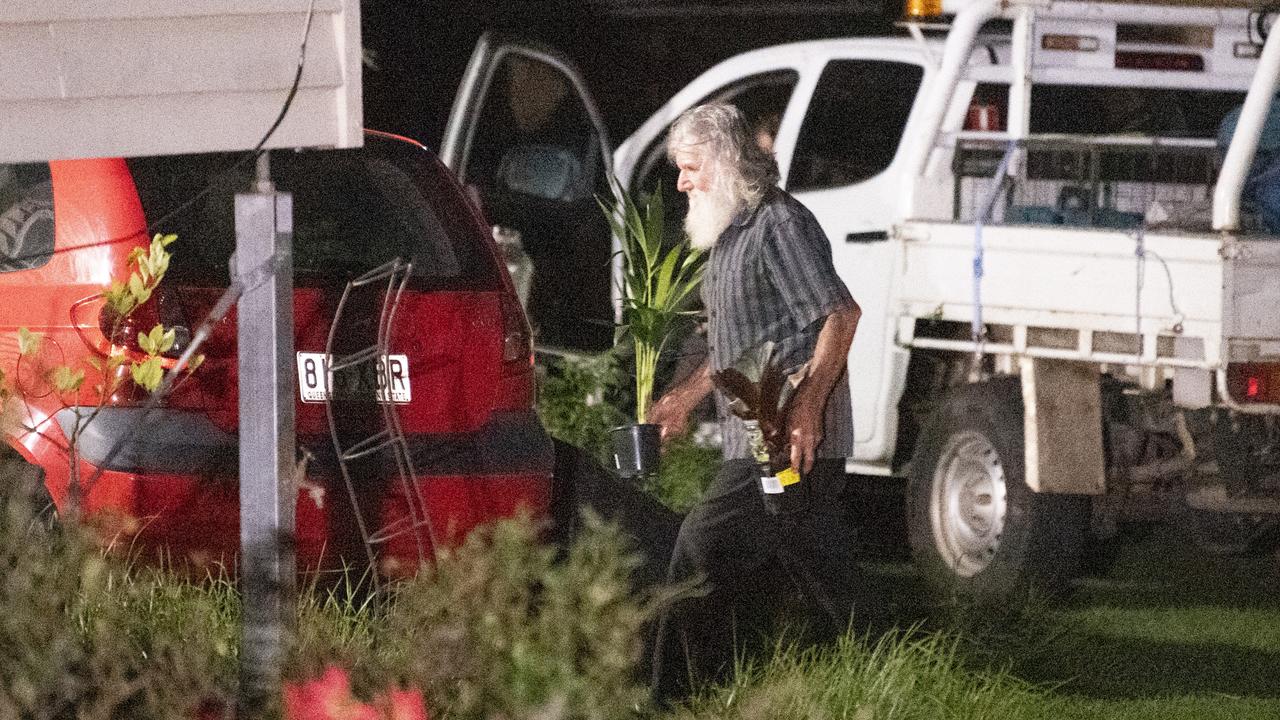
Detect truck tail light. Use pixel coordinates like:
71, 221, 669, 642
1115, 51, 1204, 71
1226, 362, 1280, 404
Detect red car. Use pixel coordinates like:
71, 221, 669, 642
0, 131, 552, 577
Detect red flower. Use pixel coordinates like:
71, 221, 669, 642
283, 666, 378, 720
374, 688, 430, 720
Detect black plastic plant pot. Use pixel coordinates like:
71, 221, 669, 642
611, 423, 662, 479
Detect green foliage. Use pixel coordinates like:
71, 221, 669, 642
600, 184, 705, 423
104, 233, 176, 318
136, 324, 176, 357
338, 513, 660, 720
51, 367, 85, 394
3, 455, 660, 720
97, 233, 202, 394
536, 353, 629, 464
646, 437, 719, 514
6, 233, 205, 512
0, 480, 234, 720
130, 357, 165, 393
16, 328, 41, 357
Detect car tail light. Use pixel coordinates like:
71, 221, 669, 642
1226, 362, 1280, 404
97, 292, 190, 362
99, 302, 160, 352
500, 294, 533, 373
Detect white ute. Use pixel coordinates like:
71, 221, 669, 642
613, 0, 1280, 600
444, 0, 1280, 601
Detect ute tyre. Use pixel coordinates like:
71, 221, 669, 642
907, 378, 1088, 603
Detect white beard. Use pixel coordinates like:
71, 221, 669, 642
684, 183, 741, 250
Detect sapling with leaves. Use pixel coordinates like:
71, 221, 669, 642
3, 233, 204, 518
598, 183, 706, 423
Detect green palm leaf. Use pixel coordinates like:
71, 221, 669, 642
599, 181, 705, 423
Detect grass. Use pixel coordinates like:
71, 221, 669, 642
637, 449, 1280, 720
668, 629, 1054, 720
842, 520, 1280, 720
650, 525, 1280, 720
1012, 526, 1280, 719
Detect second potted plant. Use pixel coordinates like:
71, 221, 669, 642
599, 184, 705, 479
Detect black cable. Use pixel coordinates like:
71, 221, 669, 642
143, 0, 319, 236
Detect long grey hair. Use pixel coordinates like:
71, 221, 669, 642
667, 103, 780, 207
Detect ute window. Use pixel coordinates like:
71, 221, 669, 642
0, 163, 54, 273
953, 84, 1247, 229
128, 139, 498, 290
789, 59, 923, 192
1028, 85, 1243, 138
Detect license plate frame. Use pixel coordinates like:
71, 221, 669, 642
296, 352, 411, 404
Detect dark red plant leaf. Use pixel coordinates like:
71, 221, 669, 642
712, 368, 760, 419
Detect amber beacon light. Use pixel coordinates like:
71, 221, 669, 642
904, 0, 945, 20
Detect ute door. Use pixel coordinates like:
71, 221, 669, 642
781, 51, 930, 466
441, 33, 617, 355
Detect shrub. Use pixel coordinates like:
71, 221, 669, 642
646, 438, 718, 514
0, 478, 234, 720
537, 353, 629, 465
347, 513, 660, 720
4, 460, 662, 720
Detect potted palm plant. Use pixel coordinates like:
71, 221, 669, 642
599, 184, 705, 478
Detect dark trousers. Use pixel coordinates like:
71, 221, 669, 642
650, 458, 861, 701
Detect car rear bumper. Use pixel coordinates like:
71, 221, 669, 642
55, 406, 554, 477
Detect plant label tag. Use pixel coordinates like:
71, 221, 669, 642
760, 474, 784, 494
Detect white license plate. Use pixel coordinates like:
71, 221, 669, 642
296, 352, 411, 404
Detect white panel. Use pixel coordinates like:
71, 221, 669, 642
0, 0, 360, 162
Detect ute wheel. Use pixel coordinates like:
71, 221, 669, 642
907, 377, 1088, 603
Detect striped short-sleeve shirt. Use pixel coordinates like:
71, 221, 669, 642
703, 186, 856, 460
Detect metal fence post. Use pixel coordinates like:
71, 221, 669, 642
236, 152, 296, 715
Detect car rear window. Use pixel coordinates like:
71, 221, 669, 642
127, 137, 499, 290
0, 162, 54, 273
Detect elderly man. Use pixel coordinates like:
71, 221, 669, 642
647, 104, 862, 698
